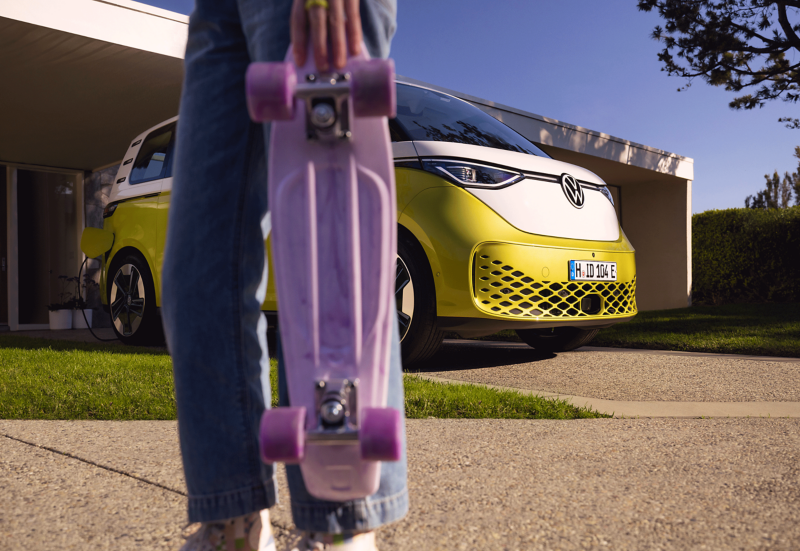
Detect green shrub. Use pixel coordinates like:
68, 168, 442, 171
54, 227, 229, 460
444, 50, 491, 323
692, 206, 800, 304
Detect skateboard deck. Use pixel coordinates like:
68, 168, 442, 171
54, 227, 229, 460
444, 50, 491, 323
246, 46, 400, 501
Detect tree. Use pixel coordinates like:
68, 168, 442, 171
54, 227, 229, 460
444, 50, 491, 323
745, 146, 800, 207
638, 1, 800, 128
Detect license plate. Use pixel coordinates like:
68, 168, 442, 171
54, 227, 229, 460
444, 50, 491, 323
569, 260, 617, 281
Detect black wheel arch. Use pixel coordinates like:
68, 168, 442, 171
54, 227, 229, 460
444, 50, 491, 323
397, 224, 438, 317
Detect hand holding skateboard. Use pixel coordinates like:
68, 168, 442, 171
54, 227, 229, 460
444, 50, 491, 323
290, 0, 363, 72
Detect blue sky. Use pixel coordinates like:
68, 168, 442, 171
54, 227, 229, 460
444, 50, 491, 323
143, 0, 800, 213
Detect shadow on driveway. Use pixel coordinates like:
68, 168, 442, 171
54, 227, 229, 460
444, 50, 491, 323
407, 339, 555, 373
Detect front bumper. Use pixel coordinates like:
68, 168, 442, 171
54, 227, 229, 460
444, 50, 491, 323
398, 182, 637, 338
473, 242, 637, 320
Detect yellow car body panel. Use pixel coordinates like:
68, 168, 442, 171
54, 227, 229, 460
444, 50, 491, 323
156, 190, 171, 301
264, 236, 278, 309
100, 195, 162, 306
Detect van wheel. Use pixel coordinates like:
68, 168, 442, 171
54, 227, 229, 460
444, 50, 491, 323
397, 231, 443, 365
515, 327, 598, 353
108, 252, 163, 346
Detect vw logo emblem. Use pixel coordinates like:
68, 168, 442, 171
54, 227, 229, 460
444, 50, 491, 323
560, 174, 585, 209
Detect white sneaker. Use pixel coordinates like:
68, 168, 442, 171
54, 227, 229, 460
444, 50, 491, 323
290, 531, 378, 551
180, 510, 276, 551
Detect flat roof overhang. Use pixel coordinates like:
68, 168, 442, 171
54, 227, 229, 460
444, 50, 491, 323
1, 0, 694, 184
0, 0, 188, 171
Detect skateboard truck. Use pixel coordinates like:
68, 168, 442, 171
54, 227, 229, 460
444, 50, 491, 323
306, 378, 360, 444
299, 72, 352, 142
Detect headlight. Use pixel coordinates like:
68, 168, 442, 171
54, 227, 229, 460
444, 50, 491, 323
599, 186, 614, 206
103, 202, 119, 218
420, 159, 524, 189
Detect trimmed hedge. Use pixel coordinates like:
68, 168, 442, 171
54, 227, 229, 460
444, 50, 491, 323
692, 206, 800, 304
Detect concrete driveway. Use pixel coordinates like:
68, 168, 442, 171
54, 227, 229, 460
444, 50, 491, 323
412, 339, 800, 418
2, 336, 799, 550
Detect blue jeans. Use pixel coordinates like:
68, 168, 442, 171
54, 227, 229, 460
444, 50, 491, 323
161, 0, 407, 532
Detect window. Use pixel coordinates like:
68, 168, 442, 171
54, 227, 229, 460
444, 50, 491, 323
393, 84, 550, 158
388, 119, 409, 142
129, 123, 176, 184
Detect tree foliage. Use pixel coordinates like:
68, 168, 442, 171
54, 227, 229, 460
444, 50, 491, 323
745, 146, 800, 207
638, 1, 800, 127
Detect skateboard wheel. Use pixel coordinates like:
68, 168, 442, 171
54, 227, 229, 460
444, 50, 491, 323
246, 62, 297, 122
350, 58, 396, 118
360, 407, 402, 461
259, 407, 306, 463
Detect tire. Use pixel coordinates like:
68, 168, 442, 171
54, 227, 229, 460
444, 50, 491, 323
515, 327, 599, 353
107, 251, 163, 346
396, 230, 444, 365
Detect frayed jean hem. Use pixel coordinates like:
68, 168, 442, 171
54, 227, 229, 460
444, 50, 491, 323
289, 488, 409, 533
187, 479, 279, 524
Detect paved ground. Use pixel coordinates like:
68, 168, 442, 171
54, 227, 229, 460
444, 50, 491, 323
3, 419, 799, 550
420, 340, 800, 403
3, 332, 800, 549
411, 340, 800, 418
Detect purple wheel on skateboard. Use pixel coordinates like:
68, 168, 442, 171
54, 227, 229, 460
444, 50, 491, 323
350, 58, 396, 118
246, 62, 297, 122
360, 407, 401, 461
259, 407, 306, 463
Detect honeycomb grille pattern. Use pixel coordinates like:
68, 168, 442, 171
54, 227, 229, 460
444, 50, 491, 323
474, 254, 637, 319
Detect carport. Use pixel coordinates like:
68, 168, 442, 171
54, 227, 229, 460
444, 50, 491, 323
0, 0, 186, 329
0, 0, 691, 330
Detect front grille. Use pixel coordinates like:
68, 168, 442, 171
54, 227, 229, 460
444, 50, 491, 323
473, 254, 637, 319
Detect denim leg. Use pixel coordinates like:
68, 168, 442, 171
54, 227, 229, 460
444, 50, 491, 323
162, 0, 277, 524
278, 311, 409, 533
165, 0, 402, 527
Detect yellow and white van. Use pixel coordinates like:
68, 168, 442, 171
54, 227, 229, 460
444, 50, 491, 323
82, 82, 637, 362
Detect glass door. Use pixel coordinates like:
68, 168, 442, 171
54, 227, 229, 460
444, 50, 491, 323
0, 167, 6, 327
16, 170, 80, 325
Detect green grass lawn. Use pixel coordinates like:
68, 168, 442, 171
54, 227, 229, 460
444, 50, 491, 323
0, 336, 605, 420
0, 336, 177, 420
593, 303, 800, 357
473, 303, 800, 358
404, 376, 606, 419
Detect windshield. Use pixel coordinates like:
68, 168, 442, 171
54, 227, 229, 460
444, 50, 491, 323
393, 84, 550, 157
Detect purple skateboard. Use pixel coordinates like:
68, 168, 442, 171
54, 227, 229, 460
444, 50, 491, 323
246, 46, 400, 501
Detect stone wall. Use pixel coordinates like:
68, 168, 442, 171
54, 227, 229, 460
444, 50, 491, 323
82, 164, 119, 328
